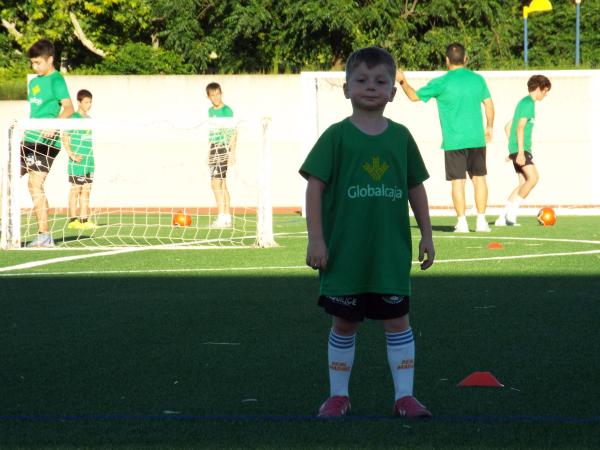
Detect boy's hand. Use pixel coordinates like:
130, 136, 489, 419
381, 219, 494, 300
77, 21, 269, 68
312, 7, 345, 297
516, 153, 526, 166
42, 129, 57, 139
69, 153, 83, 162
418, 236, 435, 270
306, 237, 328, 271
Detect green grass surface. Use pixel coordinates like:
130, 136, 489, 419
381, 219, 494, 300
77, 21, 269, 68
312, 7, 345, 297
1, 215, 599, 449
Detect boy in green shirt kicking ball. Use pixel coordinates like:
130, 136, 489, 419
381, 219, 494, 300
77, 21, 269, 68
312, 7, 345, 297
495, 75, 551, 226
300, 47, 435, 418
63, 89, 96, 230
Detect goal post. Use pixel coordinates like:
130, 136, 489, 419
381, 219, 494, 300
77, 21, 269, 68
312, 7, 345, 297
0, 117, 276, 249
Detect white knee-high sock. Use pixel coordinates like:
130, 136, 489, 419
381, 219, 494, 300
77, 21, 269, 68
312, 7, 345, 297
328, 330, 355, 397
386, 328, 415, 401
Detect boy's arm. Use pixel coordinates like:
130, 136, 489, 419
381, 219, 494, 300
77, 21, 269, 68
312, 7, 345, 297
61, 131, 82, 162
504, 120, 512, 139
59, 98, 74, 118
305, 175, 328, 271
408, 183, 434, 270
395, 69, 421, 102
41, 98, 74, 139
228, 127, 238, 165
515, 117, 527, 165
483, 98, 494, 143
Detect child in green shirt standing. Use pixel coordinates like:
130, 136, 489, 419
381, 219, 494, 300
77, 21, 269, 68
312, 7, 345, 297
206, 82, 237, 228
300, 47, 435, 418
21, 39, 74, 247
63, 89, 96, 230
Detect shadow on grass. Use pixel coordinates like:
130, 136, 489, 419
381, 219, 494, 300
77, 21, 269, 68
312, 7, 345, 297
1, 273, 599, 447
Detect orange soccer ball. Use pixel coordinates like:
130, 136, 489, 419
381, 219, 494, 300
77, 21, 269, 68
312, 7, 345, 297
537, 207, 556, 226
172, 212, 192, 227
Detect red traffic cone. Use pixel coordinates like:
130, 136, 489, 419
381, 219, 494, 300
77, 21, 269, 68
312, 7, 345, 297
458, 371, 504, 387
487, 242, 503, 249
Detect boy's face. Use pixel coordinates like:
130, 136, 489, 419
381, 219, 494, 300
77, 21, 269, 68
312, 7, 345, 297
343, 62, 396, 112
30, 56, 54, 76
79, 97, 92, 114
207, 89, 223, 107
533, 87, 550, 101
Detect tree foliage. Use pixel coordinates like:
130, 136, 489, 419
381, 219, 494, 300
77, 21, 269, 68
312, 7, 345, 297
1, 0, 598, 75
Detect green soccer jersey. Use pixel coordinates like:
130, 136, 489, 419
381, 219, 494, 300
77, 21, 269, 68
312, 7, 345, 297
25, 70, 71, 145
300, 118, 430, 296
508, 95, 535, 155
416, 68, 491, 151
208, 104, 234, 145
67, 112, 94, 176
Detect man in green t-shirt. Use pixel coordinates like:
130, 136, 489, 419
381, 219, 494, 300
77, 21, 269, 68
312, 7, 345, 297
21, 39, 74, 247
62, 89, 96, 231
300, 47, 434, 419
206, 82, 237, 228
495, 75, 551, 226
396, 43, 495, 233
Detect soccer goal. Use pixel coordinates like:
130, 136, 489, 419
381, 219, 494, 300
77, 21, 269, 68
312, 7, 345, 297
1, 117, 276, 249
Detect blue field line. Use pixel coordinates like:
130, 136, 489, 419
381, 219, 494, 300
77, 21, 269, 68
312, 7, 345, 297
0, 414, 599, 424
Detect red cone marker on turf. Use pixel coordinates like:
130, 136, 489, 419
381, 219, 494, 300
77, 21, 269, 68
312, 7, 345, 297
458, 371, 504, 387
487, 242, 503, 249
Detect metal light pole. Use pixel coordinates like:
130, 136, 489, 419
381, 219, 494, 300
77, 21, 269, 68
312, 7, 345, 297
575, 0, 581, 66
523, 0, 553, 67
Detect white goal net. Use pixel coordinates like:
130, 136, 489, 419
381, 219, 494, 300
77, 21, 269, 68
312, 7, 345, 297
1, 117, 276, 249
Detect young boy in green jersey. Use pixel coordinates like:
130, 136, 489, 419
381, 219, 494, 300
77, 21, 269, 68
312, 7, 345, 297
21, 39, 74, 247
495, 75, 551, 226
206, 82, 237, 228
63, 89, 96, 230
300, 47, 435, 418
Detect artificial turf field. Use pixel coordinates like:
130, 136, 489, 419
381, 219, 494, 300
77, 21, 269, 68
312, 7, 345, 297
1, 214, 599, 449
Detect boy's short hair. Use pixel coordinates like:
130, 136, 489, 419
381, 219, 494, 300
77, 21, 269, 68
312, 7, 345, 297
206, 82, 222, 94
345, 47, 396, 80
527, 75, 552, 92
77, 89, 93, 102
446, 43, 466, 65
27, 39, 55, 59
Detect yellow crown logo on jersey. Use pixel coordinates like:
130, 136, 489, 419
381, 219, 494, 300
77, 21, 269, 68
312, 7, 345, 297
362, 156, 389, 181
32, 85, 41, 95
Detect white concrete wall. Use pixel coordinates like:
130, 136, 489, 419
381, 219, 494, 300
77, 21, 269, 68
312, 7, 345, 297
1, 71, 599, 211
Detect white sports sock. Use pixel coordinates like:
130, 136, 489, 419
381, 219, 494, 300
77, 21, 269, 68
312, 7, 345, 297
328, 330, 355, 397
386, 328, 415, 401
507, 195, 524, 220
457, 216, 467, 224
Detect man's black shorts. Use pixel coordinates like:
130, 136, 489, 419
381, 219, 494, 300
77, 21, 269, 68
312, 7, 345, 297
444, 147, 487, 181
20, 140, 60, 175
318, 293, 410, 322
509, 151, 534, 174
208, 143, 229, 179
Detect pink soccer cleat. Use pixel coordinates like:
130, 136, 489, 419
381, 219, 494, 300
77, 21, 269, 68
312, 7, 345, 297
317, 396, 350, 418
393, 395, 432, 418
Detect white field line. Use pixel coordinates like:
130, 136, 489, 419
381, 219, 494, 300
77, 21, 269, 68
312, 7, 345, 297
1, 250, 599, 277
0, 247, 147, 273
1, 233, 599, 276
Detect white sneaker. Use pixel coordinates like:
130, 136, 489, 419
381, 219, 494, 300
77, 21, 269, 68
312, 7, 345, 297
211, 215, 232, 228
27, 233, 55, 247
495, 215, 507, 226
476, 217, 491, 232
454, 221, 470, 233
